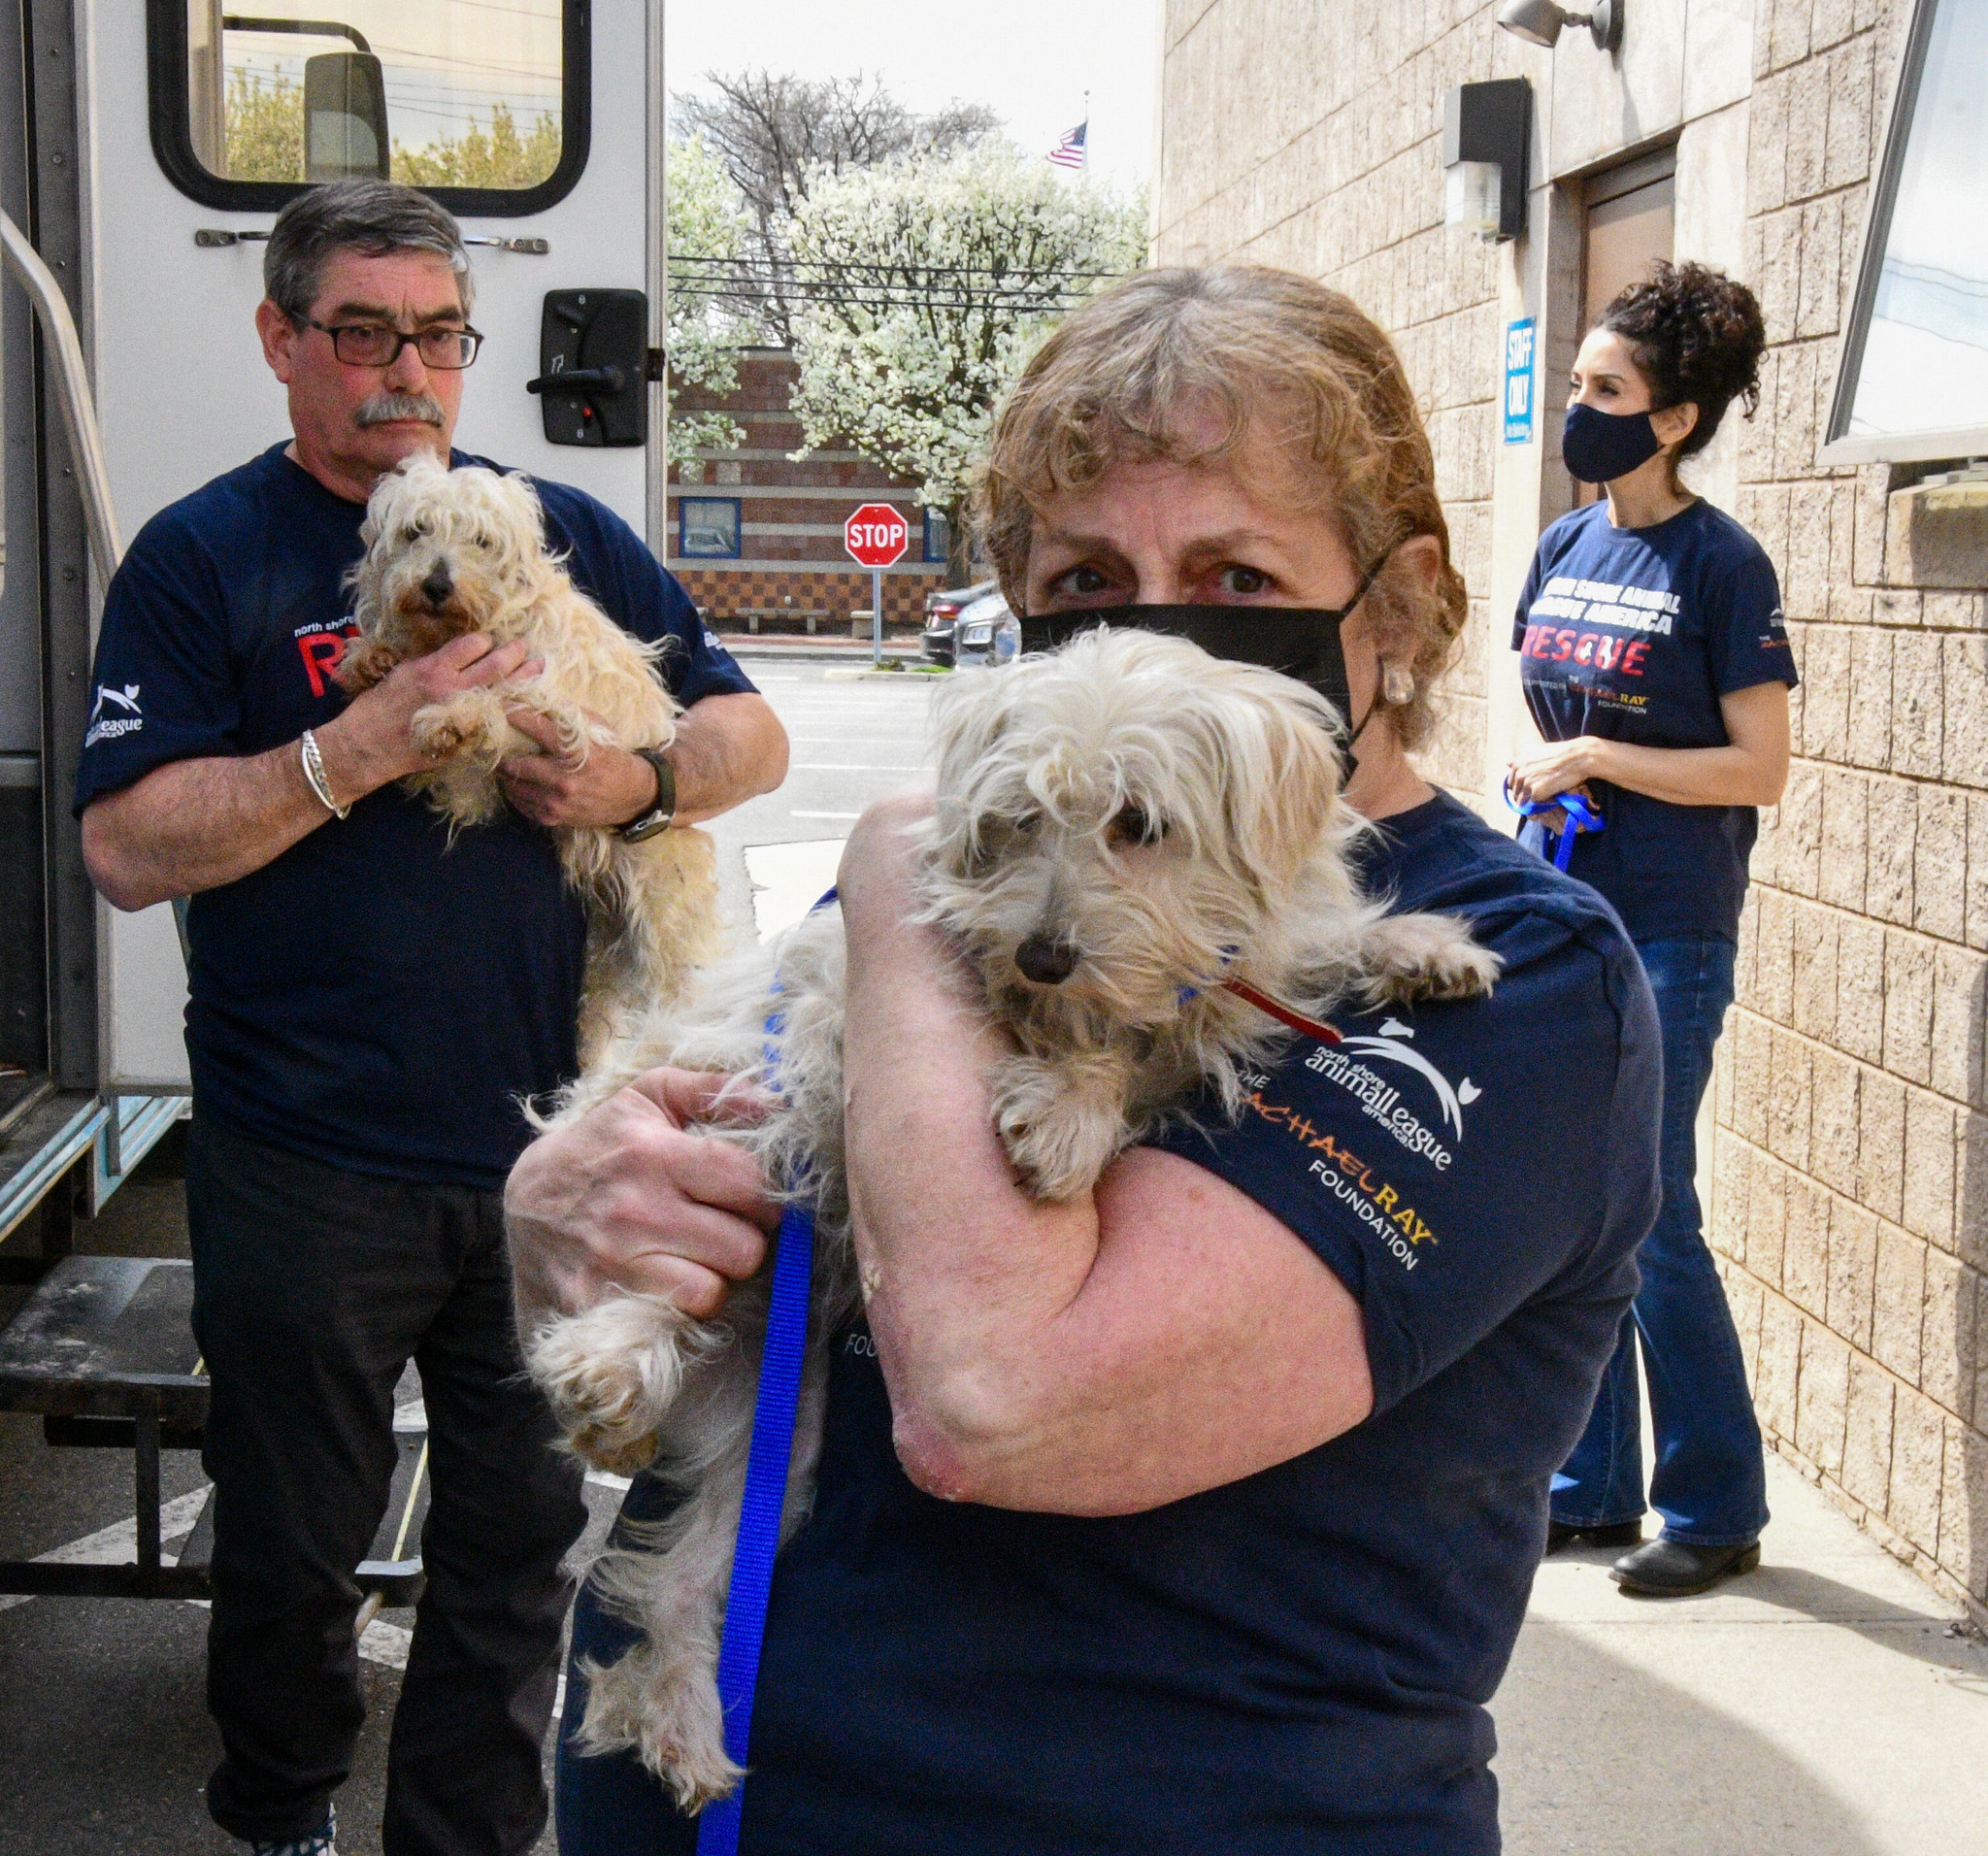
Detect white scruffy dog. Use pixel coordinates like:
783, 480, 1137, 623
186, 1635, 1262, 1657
336, 452, 721, 1048
525, 628, 1500, 1807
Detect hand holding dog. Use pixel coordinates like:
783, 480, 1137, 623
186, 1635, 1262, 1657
505, 1067, 779, 1333
318, 631, 541, 797
498, 706, 660, 829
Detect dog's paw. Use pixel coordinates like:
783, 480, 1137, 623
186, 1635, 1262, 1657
526, 1296, 698, 1475
585, 1651, 742, 1810
411, 699, 496, 765
993, 1064, 1128, 1202
647, 1687, 743, 1812
1358, 912, 1502, 1004
659, 1708, 745, 1815
332, 636, 398, 694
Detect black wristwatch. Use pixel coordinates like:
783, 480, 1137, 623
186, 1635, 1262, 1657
617, 748, 677, 841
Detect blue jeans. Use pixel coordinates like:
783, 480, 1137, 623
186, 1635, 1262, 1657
1552, 934, 1769, 1546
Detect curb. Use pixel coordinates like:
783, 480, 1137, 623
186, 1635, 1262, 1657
722, 643, 927, 667
821, 664, 951, 683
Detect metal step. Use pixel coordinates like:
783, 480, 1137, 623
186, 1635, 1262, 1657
0, 1256, 428, 1607
0, 1091, 102, 1248
172, 1421, 427, 1607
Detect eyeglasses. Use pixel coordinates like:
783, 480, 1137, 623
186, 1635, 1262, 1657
304, 319, 484, 370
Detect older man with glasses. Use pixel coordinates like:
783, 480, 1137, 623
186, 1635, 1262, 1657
74, 179, 787, 1856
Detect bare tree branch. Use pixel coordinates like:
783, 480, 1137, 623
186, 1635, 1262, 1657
672, 71, 1000, 340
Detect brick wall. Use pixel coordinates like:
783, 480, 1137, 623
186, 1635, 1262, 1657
669, 351, 944, 631
1154, 1, 1512, 797
1716, 0, 1986, 1613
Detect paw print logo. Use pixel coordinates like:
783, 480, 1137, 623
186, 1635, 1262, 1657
1337, 1018, 1481, 1139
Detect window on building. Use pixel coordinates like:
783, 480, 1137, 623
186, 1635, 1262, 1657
923, 507, 951, 565
679, 497, 743, 560
150, 1, 588, 214
1824, 0, 1988, 462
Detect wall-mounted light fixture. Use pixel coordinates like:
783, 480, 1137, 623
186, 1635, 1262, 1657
1442, 78, 1532, 243
1496, 0, 1624, 51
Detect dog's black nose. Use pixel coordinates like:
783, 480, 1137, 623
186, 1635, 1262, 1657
1015, 935, 1080, 985
420, 563, 453, 607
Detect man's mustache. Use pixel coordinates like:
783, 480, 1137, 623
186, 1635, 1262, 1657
356, 391, 446, 428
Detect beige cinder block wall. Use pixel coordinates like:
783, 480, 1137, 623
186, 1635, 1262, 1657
1717, 0, 1985, 1619
1153, 0, 1985, 1622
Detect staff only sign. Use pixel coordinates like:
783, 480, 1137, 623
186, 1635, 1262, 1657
845, 503, 910, 664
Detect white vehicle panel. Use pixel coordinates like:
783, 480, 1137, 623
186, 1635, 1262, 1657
75, 0, 654, 1090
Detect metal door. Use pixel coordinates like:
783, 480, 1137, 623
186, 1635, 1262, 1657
1577, 149, 1675, 508
74, 0, 659, 1090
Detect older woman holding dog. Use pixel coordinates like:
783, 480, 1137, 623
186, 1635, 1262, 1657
508, 266, 1662, 1855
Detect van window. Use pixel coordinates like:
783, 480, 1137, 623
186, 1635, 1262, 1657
152, 2, 588, 215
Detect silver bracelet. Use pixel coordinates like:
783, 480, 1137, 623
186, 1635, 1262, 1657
299, 728, 350, 819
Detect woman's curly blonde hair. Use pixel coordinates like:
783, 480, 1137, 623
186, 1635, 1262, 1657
976, 265, 1468, 750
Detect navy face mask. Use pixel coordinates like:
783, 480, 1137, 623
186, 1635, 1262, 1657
1020, 557, 1386, 758
1562, 401, 1665, 484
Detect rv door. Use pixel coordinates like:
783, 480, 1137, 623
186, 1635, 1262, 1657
74, 0, 663, 1091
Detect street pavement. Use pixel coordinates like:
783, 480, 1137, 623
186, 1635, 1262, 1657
2, 656, 1982, 1852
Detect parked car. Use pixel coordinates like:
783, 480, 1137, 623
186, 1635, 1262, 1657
921, 579, 998, 666
950, 589, 1019, 668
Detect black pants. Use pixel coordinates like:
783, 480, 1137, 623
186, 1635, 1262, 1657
185, 1114, 587, 1854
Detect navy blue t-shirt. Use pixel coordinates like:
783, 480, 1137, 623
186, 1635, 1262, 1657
564, 793, 1661, 1856
74, 443, 753, 1188
1511, 497, 1797, 943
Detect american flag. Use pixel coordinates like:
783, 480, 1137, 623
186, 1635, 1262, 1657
1048, 120, 1087, 171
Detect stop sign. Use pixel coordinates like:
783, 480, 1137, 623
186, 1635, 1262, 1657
845, 503, 910, 567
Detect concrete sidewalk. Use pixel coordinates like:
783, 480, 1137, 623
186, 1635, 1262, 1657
1496, 1448, 1988, 1853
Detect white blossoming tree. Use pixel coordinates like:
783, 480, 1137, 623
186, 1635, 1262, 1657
784, 144, 1145, 580
664, 135, 752, 471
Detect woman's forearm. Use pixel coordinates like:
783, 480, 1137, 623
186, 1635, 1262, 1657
1583, 736, 1787, 808
838, 841, 1106, 1496
1513, 682, 1791, 811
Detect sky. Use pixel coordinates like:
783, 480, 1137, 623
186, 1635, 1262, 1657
665, 0, 1159, 195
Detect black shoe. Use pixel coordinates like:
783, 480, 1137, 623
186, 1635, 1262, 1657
1610, 1537, 1761, 1596
1544, 1518, 1642, 1555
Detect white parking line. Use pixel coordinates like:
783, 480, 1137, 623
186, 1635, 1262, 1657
0, 1486, 214, 1614
1, 1482, 420, 1671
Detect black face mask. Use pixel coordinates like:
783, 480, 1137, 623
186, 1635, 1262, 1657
1020, 558, 1386, 758
1562, 402, 1665, 484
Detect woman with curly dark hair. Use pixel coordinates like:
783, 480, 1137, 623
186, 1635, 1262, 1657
1508, 260, 1796, 1597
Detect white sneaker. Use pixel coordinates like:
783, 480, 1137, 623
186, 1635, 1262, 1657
250, 1804, 337, 1855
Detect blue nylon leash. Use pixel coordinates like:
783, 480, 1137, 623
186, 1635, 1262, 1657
1503, 776, 1604, 872
695, 887, 837, 1856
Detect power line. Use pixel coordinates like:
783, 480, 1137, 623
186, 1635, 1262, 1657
672, 254, 1129, 282
666, 287, 1101, 315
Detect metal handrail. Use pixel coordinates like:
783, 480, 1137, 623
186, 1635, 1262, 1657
0, 208, 121, 584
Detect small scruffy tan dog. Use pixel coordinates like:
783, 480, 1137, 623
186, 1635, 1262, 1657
336, 452, 721, 1047
525, 628, 1500, 1807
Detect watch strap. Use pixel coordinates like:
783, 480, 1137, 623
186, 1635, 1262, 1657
618, 748, 677, 841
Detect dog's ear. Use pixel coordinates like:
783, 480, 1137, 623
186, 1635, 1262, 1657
930, 668, 1012, 788
358, 466, 403, 550
491, 468, 547, 536
1210, 671, 1342, 888
928, 668, 1018, 870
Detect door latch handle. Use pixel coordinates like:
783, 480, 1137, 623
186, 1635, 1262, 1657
525, 365, 627, 395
